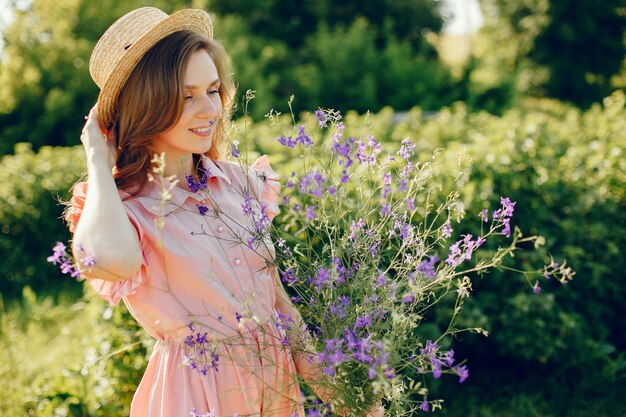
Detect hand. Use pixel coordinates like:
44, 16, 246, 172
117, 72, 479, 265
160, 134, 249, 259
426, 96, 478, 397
80, 103, 117, 170
333, 401, 383, 417
366, 401, 384, 417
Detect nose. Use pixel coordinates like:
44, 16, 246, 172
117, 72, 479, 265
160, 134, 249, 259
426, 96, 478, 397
196, 93, 221, 119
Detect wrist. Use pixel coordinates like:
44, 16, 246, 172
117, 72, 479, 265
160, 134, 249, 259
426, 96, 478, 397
86, 150, 114, 172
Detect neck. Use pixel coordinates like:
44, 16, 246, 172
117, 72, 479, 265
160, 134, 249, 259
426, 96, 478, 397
160, 152, 195, 189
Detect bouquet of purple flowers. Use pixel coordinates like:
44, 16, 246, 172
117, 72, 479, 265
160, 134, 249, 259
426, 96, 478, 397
51, 98, 574, 416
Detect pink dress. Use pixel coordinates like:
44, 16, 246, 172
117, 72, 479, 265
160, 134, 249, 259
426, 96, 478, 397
66, 155, 304, 417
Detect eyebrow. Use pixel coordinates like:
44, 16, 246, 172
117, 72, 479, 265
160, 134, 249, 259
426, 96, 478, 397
184, 79, 221, 89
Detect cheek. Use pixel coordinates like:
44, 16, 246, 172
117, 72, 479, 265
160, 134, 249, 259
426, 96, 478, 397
213, 96, 224, 113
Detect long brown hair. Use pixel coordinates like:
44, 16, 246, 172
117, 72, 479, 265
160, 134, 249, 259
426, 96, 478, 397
112, 30, 235, 196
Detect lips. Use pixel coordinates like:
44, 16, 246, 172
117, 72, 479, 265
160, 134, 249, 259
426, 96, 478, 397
189, 120, 216, 133
190, 126, 212, 133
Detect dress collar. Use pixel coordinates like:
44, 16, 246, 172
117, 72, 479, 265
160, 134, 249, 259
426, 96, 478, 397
130, 154, 232, 216
200, 154, 232, 186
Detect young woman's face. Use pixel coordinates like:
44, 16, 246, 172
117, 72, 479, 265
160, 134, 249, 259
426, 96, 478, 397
151, 49, 222, 161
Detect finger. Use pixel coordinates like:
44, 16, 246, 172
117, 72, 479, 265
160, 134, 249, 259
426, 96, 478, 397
84, 103, 99, 123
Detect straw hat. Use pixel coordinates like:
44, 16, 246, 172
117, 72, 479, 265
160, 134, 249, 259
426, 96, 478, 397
89, 7, 213, 130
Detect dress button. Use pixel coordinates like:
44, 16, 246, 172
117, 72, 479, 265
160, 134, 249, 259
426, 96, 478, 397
234, 257, 242, 266
217, 226, 225, 233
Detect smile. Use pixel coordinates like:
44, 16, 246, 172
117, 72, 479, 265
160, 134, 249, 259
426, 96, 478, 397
190, 126, 212, 133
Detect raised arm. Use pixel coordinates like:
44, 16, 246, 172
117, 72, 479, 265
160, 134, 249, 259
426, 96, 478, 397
71, 104, 142, 281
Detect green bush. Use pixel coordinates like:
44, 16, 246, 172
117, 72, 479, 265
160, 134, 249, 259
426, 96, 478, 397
2, 93, 624, 414
1, 0, 455, 155
389, 93, 626, 414
0, 286, 149, 417
238, 94, 626, 413
0, 143, 85, 300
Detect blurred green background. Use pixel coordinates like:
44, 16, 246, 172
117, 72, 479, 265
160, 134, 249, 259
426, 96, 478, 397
0, 0, 625, 416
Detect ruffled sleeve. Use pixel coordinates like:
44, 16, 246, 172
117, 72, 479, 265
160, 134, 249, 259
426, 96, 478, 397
251, 155, 281, 221
65, 181, 146, 306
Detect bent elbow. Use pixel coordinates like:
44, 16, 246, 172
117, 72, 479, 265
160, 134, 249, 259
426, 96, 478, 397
73, 242, 143, 282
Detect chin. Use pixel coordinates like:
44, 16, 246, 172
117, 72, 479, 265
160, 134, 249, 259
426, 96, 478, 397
192, 139, 213, 155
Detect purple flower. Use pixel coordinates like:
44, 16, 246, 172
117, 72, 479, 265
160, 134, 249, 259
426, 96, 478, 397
500, 218, 512, 238
47, 241, 66, 265
420, 400, 430, 412
186, 174, 199, 193
327, 186, 337, 195
277, 134, 297, 148
455, 364, 469, 383
60, 259, 80, 277
354, 141, 368, 164
501, 197, 516, 217
445, 234, 485, 267
417, 256, 439, 279
349, 218, 365, 241
402, 293, 415, 304
533, 281, 541, 294
431, 357, 442, 379
299, 173, 313, 194
368, 241, 381, 257
318, 338, 347, 376
231, 140, 240, 158
275, 311, 294, 333
281, 268, 299, 285
186, 168, 210, 193
478, 209, 489, 222
80, 252, 96, 268
296, 125, 314, 147
400, 161, 414, 179
331, 138, 351, 161
305, 205, 317, 221
380, 203, 392, 216
315, 109, 329, 127
197, 204, 209, 216
382, 184, 391, 199
368, 135, 381, 154
254, 203, 271, 231
354, 313, 372, 330
442, 349, 455, 366
398, 138, 415, 160
241, 194, 254, 216
329, 296, 350, 319
421, 340, 439, 355
341, 170, 350, 183
310, 171, 325, 197
395, 220, 412, 240
311, 267, 330, 289
306, 409, 323, 417
441, 220, 453, 238
493, 196, 516, 220
376, 274, 387, 287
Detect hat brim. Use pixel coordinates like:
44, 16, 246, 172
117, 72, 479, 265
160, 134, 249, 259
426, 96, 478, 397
97, 9, 213, 130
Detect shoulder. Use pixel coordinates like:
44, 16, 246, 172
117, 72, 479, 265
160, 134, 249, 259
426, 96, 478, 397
213, 156, 279, 183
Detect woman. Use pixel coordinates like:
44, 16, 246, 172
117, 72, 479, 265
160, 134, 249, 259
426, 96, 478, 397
68, 7, 384, 417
